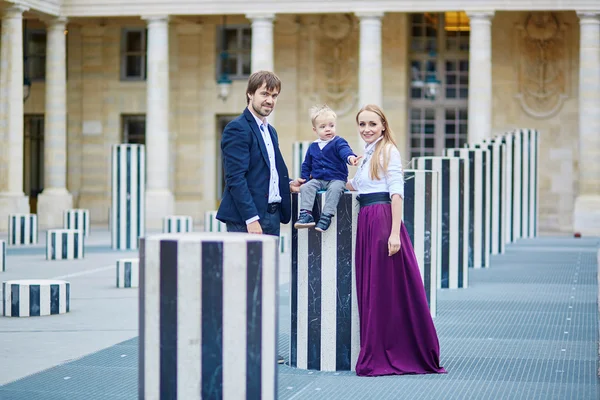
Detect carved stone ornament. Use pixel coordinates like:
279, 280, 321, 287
515, 12, 569, 119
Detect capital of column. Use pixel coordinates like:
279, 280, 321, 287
466, 11, 495, 23
577, 11, 600, 22
245, 13, 275, 23
46, 16, 68, 30
355, 11, 384, 20
142, 15, 170, 25
3, 4, 29, 18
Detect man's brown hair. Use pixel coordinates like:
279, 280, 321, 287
246, 70, 282, 104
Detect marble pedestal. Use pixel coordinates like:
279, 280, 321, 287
37, 188, 73, 229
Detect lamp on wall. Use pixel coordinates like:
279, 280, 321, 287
410, 51, 441, 101
217, 16, 232, 102
23, 19, 32, 103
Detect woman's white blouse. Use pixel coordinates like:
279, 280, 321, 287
349, 138, 404, 199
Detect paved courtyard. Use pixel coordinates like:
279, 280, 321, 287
0, 229, 598, 399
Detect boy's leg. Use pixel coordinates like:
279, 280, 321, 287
299, 179, 323, 211
321, 180, 346, 216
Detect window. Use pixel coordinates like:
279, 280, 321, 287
121, 28, 146, 80
216, 25, 251, 79
122, 115, 146, 145
26, 30, 47, 81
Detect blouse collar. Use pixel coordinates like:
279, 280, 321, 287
365, 136, 384, 152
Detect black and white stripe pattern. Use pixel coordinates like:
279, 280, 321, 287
403, 170, 439, 318
63, 209, 90, 237
8, 214, 38, 246
139, 233, 279, 399
204, 211, 227, 232
280, 231, 290, 254
517, 129, 539, 238
411, 157, 469, 289
46, 229, 85, 260
468, 140, 507, 255
3, 279, 70, 317
111, 144, 145, 250
163, 216, 193, 233
290, 192, 360, 371
445, 148, 491, 268
292, 141, 311, 180
0, 240, 5, 272
116, 258, 139, 288
498, 134, 515, 244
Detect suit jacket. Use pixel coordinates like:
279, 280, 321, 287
216, 107, 292, 225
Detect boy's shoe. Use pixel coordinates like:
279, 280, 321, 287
294, 210, 316, 229
315, 213, 333, 232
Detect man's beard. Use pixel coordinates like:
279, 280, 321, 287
252, 101, 272, 117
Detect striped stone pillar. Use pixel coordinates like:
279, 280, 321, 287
411, 157, 469, 289
139, 232, 279, 399
163, 216, 193, 233
111, 144, 145, 250
3, 279, 70, 317
8, 214, 38, 246
445, 148, 491, 268
116, 258, 139, 288
292, 141, 311, 180
279, 231, 290, 254
63, 209, 90, 237
403, 170, 439, 318
520, 129, 539, 238
46, 229, 85, 260
290, 192, 360, 371
204, 210, 227, 232
498, 133, 515, 244
0, 240, 5, 272
469, 140, 507, 255
507, 131, 524, 241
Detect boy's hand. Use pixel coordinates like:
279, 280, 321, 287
348, 155, 363, 166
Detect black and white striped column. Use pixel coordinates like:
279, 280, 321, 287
280, 231, 290, 254
139, 232, 279, 399
0, 240, 5, 272
63, 209, 90, 237
116, 258, 139, 288
518, 129, 539, 238
111, 144, 145, 250
8, 214, 38, 246
498, 133, 515, 244
2, 279, 70, 317
445, 148, 491, 268
163, 216, 193, 233
46, 229, 85, 260
469, 140, 507, 255
411, 157, 469, 289
290, 192, 360, 371
403, 170, 439, 318
204, 211, 227, 232
292, 141, 311, 180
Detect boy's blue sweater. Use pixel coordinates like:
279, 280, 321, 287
301, 136, 356, 182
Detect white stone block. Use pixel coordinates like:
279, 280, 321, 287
163, 215, 193, 233
204, 211, 227, 232
2, 279, 70, 317
63, 209, 91, 237
116, 258, 139, 288
46, 229, 85, 260
8, 214, 38, 246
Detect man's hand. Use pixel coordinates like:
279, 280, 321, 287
290, 178, 306, 193
348, 155, 363, 166
247, 220, 263, 234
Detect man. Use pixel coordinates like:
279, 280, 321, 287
216, 70, 302, 364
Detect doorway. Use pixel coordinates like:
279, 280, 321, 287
23, 115, 44, 213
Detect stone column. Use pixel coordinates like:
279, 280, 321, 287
0, 6, 31, 230
356, 12, 383, 108
573, 12, 600, 236
246, 13, 275, 73
37, 17, 73, 229
466, 11, 494, 144
143, 15, 174, 230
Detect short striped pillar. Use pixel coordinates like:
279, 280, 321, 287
445, 148, 491, 268
497, 134, 515, 244
139, 232, 279, 399
290, 192, 360, 371
0, 240, 5, 272
63, 209, 90, 237
3, 279, 70, 317
111, 144, 145, 250
411, 157, 469, 289
515, 129, 539, 239
46, 229, 85, 260
8, 214, 38, 246
403, 170, 439, 318
116, 258, 139, 288
292, 141, 311, 179
163, 215, 193, 233
468, 140, 507, 255
204, 210, 227, 232
280, 231, 290, 254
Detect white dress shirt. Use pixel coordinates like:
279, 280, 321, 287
349, 136, 404, 199
246, 109, 281, 225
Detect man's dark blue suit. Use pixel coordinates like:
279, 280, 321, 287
216, 107, 291, 226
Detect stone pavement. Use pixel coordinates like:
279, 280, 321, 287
0, 230, 598, 399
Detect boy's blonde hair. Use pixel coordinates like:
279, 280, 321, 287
309, 104, 337, 127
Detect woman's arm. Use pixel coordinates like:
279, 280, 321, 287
388, 194, 402, 256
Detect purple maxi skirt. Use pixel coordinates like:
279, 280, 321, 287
355, 203, 446, 376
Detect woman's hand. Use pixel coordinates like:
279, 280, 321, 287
346, 181, 355, 191
388, 231, 401, 256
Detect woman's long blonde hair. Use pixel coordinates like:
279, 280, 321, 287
356, 104, 398, 180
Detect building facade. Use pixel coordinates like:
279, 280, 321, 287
0, 0, 598, 234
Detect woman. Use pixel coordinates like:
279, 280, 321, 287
347, 104, 446, 377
